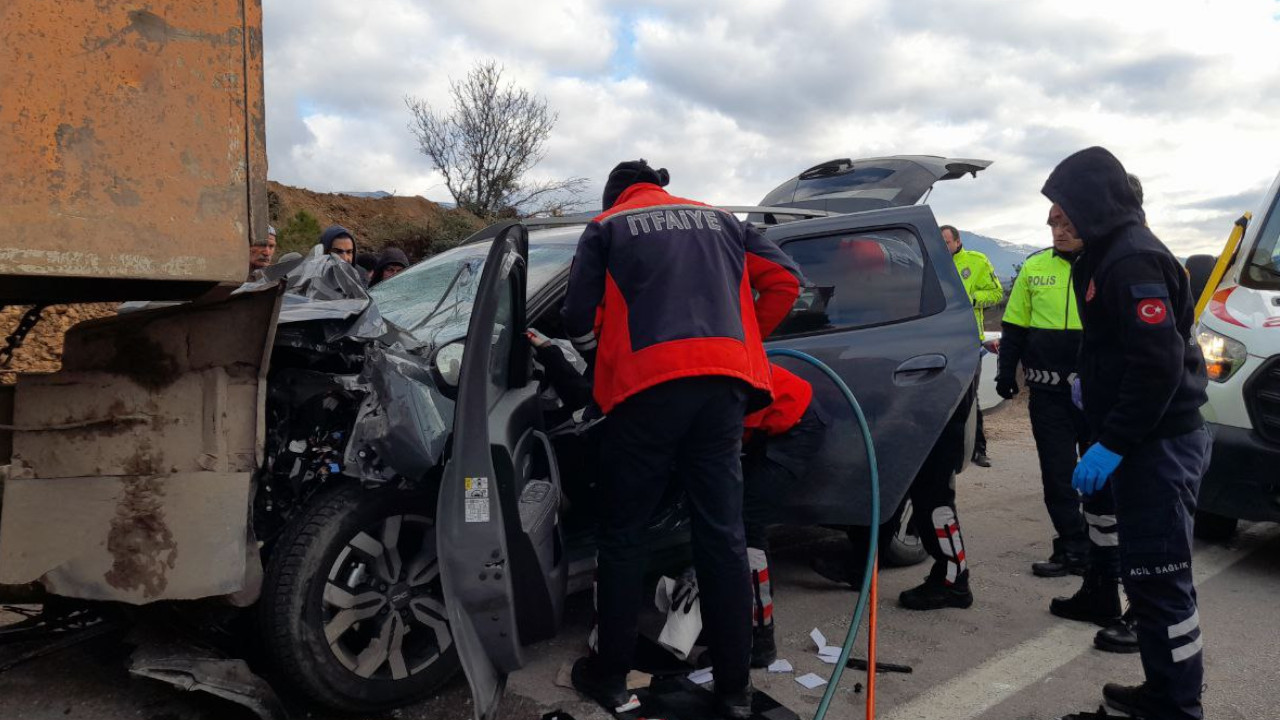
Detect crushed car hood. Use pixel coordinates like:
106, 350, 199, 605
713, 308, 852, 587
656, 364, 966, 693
240, 246, 457, 484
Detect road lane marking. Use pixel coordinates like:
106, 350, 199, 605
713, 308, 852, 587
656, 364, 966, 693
880, 528, 1276, 720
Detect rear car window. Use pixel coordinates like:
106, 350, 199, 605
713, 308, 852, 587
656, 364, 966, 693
770, 227, 927, 337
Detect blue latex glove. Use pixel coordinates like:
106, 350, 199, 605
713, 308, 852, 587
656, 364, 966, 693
1073, 444, 1122, 495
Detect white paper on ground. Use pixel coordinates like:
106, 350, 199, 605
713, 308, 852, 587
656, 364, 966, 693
767, 658, 793, 673
796, 672, 828, 689
818, 645, 842, 658
687, 668, 714, 686
810, 628, 828, 651
819, 654, 839, 664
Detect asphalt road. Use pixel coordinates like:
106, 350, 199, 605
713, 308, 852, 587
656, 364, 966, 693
2, 399, 1277, 720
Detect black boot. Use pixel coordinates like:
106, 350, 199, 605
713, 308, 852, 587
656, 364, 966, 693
1094, 609, 1139, 654
750, 624, 777, 668
899, 575, 973, 611
571, 657, 639, 714
1032, 550, 1088, 578
713, 683, 754, 720
1049, 575, 1121, 626
1103, 682, 1161, 718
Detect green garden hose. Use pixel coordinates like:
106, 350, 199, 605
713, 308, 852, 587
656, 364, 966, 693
766, 348, 880, 720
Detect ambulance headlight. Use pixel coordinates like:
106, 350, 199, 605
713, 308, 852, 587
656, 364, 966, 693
1196, 325, 1247, 383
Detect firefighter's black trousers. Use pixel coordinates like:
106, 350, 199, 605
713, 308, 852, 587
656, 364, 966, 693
594, 377, 752, 692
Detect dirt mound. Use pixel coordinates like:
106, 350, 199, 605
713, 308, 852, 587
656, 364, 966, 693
0, 304, 118, 382
268, 181, 484, 260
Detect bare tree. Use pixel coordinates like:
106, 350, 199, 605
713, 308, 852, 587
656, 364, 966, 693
406, 61, 587, 218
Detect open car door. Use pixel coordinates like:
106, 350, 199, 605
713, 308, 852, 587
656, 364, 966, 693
436, 223, 568, 720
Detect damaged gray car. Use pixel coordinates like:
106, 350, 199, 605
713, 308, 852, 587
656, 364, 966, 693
1, 156, 987, 718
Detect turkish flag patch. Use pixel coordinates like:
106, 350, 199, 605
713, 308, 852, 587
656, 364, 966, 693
1086, 280, 1096, 302
1137, 298, 1168, 324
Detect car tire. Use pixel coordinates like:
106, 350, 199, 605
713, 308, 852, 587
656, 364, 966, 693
878, 499, 928, 568
259, 481, 459, 713
1192, 509, 1238, 543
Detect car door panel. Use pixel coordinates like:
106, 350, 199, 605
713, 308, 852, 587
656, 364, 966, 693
763, 206, 978, 527
436, 223, 566, 720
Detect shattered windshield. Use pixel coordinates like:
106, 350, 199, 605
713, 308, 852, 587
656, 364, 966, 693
1243, 191, 1280, 291
370, 240, 579, 349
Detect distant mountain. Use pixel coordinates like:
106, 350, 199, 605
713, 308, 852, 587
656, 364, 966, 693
961, 231, 1042, 279
337, 190, 393, 198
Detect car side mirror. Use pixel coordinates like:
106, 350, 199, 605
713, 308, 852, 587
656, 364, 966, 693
432, 340, 465, 397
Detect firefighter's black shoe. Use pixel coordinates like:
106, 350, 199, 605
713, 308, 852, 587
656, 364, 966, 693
899, 577, 973, 610
1094, 611, 1140, 654
570, 657, 638, 714
713, 684, 754, 720
1103, 682, 1160, 718
972, 451, 992, 468
1056, 706, 1121, 719
1049, 576, 1121, 626
1032, 551, 1088, 578
750, 624, 777, 668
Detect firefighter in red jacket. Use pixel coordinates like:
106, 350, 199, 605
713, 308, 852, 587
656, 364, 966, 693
564, 160, 801, 718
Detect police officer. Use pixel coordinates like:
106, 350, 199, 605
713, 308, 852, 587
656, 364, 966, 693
564, 160, 801, 719
942, 224, 1003, 466
997, 240, 1091, 577
1045, 148, 1210, 720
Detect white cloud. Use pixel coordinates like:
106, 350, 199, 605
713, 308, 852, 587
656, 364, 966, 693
262, 0, 1280, 256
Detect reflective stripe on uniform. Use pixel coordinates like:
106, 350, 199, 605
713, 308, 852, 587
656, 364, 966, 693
1171, 635, 1203, 663
1168, 610, 1199, 639
1085, 512, 1120, 547
749, 547, 773, 627
932, 507, 967, 585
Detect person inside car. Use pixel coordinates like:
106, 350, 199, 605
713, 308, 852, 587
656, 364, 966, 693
561, 159, 801, 719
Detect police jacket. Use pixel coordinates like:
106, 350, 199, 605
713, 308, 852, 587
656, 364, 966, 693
562, 184, 802, 413
999, 248, 1082, 392
1042, 147, 1208, 455
953, 248, 1003, 340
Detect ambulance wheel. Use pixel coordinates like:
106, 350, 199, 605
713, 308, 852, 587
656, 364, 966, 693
1192, 510, 1238, 543
259, 481, 459, 713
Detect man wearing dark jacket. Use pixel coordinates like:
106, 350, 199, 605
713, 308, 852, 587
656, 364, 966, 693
564, 160, 801, 718
1045, 148, 1210, 720
370, 247, 409, 286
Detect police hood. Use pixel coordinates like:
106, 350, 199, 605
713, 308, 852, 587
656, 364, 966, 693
1041, 147, 1145, 248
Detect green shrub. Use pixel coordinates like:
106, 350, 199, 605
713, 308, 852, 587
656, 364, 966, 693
277, 209, 322, 256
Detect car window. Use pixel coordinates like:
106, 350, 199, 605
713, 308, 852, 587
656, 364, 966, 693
770, 228, 928, 337
1243, 187, 1280, 291
489, 270, 517, 405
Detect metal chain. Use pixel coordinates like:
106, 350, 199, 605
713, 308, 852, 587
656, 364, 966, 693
0, 305, 49, 369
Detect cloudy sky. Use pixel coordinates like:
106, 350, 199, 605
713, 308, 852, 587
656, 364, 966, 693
262, 0, 1280, 255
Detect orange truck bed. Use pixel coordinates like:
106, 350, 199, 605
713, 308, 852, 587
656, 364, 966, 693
0, 0, 267, 304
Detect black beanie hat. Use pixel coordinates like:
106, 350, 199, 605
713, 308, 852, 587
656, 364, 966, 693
602, 159, 670, 210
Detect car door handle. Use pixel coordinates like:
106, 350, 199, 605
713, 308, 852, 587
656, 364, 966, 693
894, 354, 947, 382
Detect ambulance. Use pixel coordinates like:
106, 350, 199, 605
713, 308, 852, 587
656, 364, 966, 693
1187, 170, 1280, 539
